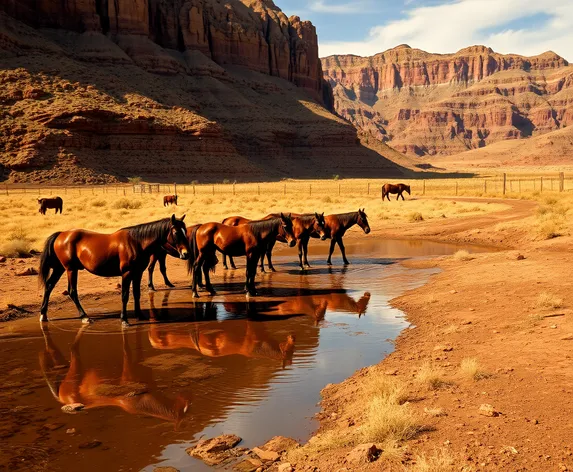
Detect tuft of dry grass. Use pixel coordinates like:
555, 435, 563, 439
0, 239, 32, 258
460, 358, 490, 381
416, 362, 450, 390
536, 292, 564, 309
408, 212, 424, 222
452, 250, 473, 261
112, 198, 143, 210
424, 407, 447, 417
407, 448, 456, 472
91, 199, 107, 208
360, 395, 420, 443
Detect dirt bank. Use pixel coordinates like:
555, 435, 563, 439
286, 197, 573, 471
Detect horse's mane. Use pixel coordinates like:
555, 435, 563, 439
295, 214, 316, 226
334, 211, 359, 226
122, 218, 171, 243
247, 218, 282, 239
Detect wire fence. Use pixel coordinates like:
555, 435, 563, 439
1, 173, 571, 198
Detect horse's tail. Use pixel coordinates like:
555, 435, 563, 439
381, 185, 386, 200
186, 225, 199, 275
39, 232, 62, 288
59, 198, 63, 214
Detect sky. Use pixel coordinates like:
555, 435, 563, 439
278, 0, 573, 60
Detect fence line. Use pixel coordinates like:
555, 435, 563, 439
2, 173, 572, 198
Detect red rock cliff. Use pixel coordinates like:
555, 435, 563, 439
322, 45, 573, 157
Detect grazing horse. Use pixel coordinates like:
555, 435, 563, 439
311, 209, 370, 265
382, 183, 411, 201
147, 223, 201, 291
263, 213, 327, 271
189, 214, 296, 297
40, 325, 188, 426
38, 197, 63, 215
163, 195, 178, 206
38, 215, 190, 327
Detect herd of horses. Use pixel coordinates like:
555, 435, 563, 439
35, 183, 414, 327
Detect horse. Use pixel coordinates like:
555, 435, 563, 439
188, 214, 296, 297
263, 213, 327, 271
310, 209, 370, 265
40, 325, 188, 427
38, 197, 63, 215
220, 216, 251, 270
382, 183, 411, 201
147, 223, 201, 291
38, 215, 190, 327
163, 195, 178, 206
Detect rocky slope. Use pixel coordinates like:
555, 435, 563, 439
322, 45, 573, 159
0, 1, 405, 183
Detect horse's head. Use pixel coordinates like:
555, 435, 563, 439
314, 212, 328, 240
357, 208, 370, 234
168, 214, 190, 260
279, 213, 296, 247
405, 185, 411, 195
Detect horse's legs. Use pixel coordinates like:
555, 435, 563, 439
400, 192, 405, 201
66, 269, 92, 324
121, 273, 132, 327
229, 255, 237, 270
337, 238, 350, 265
297, 240, 304, 270
158, 252, 174, 288
147, 255, 157, 291
191, 254, 204, 298
40, 265, 65, 322
132, 271, 143, 320
266, 239, 277, 272
396, 193, 400, 201
326, 238, 336, 265
223, 253, 229, 270
202, 261, 216, 295
302, 237, 311, 268
246, 254, 258, 296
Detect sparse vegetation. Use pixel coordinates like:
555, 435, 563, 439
332, 174, 340, 181
91, 199, 107, 208
536, 292, 564, 309
408, 212, 424, 222
408, 449, 456, 472
127, 176, 142, 185
112, 198, 143, 210
360, 395, 421, 443
452, 250, 473, 261
460, 358, 489, 381
416, 362, 450, 390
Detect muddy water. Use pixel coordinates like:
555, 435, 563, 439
0, 239, 489, 472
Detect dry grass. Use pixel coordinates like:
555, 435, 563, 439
360, 395, 420, 443
406, 448, 456, 472
408, 212, 424, 222
452, 250, 473, 261
459, 358, 489, 381
416, 362, 450, 390
424, 407, 447, 417
536, 292, 564, 309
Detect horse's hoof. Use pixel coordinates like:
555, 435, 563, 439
223, 266, 228, 270
39, 316, 48, 323
343, 261, 351, 266
192, 293, 200, 299
207, 288, 216, 296
326, 261, 332, 266
148, 286, 156, 292
81, 317, 93, 325
121, 321, 130, 329
270, 268, 277, 273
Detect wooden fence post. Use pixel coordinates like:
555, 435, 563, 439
212, 185, 215, 196
174, 183, 177, 195
123, 188, 126, 196
309, 184, 312, 196
258, 184, 260, 196
232, 183, 235, 196
193, 184, 196, 196
422, 180, 425, 196
338, 184, 341, 196
367, 182, 370, 195
4, 184, 7, 196
284, 183, 286, 196
455, 181, 458, 196
560, 172, 564, 192
502, 173, 506, 195
540, 177, 543, 193
484, 180, 487, 194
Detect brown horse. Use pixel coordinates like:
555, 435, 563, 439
40, 325, 188, 426
38, 197, 63, 215
220, 216, 251, 270
163, 195, 178, 206
263, 213, 327, 271
147, 223, 202, 291
39, 215, 190, 327
310, 209, 370, 265
189, 214, 296, 297
382, 183, 411, 201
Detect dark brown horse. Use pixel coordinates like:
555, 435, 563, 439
310, 209, 370, 265
147, 223, 201, 291
39, 215, 190, 327
38, 197, 63, 215
220, 215, 251, 270
188, 214, 296, 297
382, 183, 411, 201
163, 195, 178, 206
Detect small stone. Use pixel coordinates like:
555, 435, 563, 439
78, 440, 102, 449
550, 325, 557, 329
61, 403, 85, 414
260, 436, 300, 454
115, 283, 121, 289
561, 334, 573, 341
234, 459, 261, 472
0, 256, 6, 263
516, 254, 526, 260
66, 428, 76, 434
62, 290, 69, 296
278, 464, 294, 472
384, 369, 398, 376
450, 290, 457, 294
16, 267, 38, 276
479, 404, 501, 417
345, 443, 381, 465
252, 447, 280, 462
469, 308, 475, 312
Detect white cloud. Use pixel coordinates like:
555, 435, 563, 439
309, 0, 376, 14
318, 0, 573, 60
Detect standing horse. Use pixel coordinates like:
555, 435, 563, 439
189, 214, 296, 297
220, 216, 251, 270
39, 215, 190, 327
163, 195, 178, 206
38, 197, 63, 215
311, 209, 370, 265
382, 183, 411, 201
147, 223, 201, 291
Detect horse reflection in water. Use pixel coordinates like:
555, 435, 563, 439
148, 293, 295, 367
39, 325, 188, 427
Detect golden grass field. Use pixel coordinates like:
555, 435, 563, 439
0, 182, 519, 258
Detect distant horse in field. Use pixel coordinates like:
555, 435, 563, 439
39, 215, 190, 327
163, 195, 178, 206
310, 209, 370, 265
382, 183, 411, 201
38, 197, 63, 215
188, 214, 296, 297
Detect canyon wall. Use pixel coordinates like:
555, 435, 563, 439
322, 45, 573, 157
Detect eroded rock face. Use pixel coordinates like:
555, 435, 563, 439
322, 45, 573, 157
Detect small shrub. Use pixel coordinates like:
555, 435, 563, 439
410, 449, 455, 472
537, 221, 562, 240
190, 180, 199, 185
91, 199, 107, 208
112, 198, 142, 210
460, 358, 489, 381
322, 195, 332, 203
452, 250, 473, 261
361, 396, 421, 443
416, 362, 450, 390
332, 174, 340, 181
0, 239, 32, 258
408, 212, 424, 222
536, 292, 563, 309
222, 179, 231, 185
127, 176, 142, 185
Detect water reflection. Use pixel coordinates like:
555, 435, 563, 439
39, 325, 189, 426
